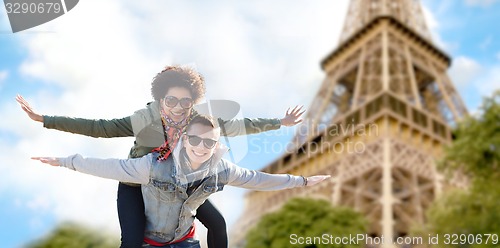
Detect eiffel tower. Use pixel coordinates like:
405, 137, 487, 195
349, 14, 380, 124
230, 0, 467, 247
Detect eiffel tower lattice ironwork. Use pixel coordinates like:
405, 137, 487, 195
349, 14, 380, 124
230, 0, 468, 247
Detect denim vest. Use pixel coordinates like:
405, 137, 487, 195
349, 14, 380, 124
142, 154, 228, 243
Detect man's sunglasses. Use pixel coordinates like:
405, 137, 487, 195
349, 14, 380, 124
186, 135, 217, 149
163, 96, 194, 109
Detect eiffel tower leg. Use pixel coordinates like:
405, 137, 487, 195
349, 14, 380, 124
381, 138, 396, 248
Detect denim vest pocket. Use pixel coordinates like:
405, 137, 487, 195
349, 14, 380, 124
202, 183, 224, 194
150, 179, 177, 203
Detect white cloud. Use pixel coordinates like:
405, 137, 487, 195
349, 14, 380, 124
449, 56, 483, 89
421, 3, 457, 53
0, 70, 7, 80
0, 70, 8, 89
448, 55, 500, 112
26, 195, 52, 212
0, 7, 11, 32
479, 36, 493, 50
0, 108, 133, 234
2, 0, 350, 245
465, 0, 499, 7
478, 64, 500, 94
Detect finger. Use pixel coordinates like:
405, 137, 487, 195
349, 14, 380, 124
20, 102, 30, 110
16, 96, 25, 106
32, 157, 49, 164
18, 99, 34, 112
25, 104, 34, 112
293, 119, 303, 124
20, 105, 32, 114
19, 96, 32, 109
318, 175, 331, 181
310, 175, 330, 181
296, 110, 306, 117
311, 176, 330, 185
36, 158, 54, 164
291, 105, 300, 115
17, 95, 27, 105
292, 106, 305, 116
285, 107, 291, 116
23, 100, 32, 110
19, 100, 32, 112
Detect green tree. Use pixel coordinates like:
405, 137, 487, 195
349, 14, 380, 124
417, 91, 500, 248
245, 198, 368, 248
24, 222, 119, 248
441, 90, 500, 180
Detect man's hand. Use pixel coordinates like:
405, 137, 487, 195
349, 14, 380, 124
31, 157, 61, 166
306, 175, 331, 186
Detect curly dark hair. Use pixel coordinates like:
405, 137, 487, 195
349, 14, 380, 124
151, 66, 206, 103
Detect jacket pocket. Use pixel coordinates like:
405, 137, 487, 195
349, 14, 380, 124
150, 179, 177, 203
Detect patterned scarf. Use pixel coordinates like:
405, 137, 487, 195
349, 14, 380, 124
152, 108, 197, 161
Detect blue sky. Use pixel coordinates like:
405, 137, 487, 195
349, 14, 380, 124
1, 0, 499, 247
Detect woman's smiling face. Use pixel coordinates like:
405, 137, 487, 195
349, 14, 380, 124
160, 86, 193, 123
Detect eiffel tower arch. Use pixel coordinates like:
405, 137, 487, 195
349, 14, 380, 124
230, 1, 467, 247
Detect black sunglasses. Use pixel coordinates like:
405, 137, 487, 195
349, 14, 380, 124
163, 96, 194, 109
186, 135, 217, 149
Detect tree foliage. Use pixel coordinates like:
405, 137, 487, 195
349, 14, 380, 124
417, 91, 500, 248
245, 198, 368, 248
440, 90, 500, 180
24, 222, 119, 248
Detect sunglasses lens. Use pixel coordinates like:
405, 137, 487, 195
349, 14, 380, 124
164, 96, 179, 107
164, 96, 193, 109
203, 139, 216, 149
187, 135, 217, 149
180, 98, 193, 109
188, 136, 202, 146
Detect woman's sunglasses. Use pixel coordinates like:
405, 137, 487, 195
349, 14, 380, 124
186, 135, 217, 149
163, 96, 194, 109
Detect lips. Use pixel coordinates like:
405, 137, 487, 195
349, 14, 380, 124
170, 110, 185, 117
192, 150, 207, 157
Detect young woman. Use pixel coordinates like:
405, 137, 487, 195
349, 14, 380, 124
32, 115, 330, 248
17, 66, 305, 248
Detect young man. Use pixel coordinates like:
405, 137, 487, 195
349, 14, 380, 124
33, 115, 330, 247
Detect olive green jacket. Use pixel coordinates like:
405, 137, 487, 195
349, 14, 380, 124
43, 101, 281, 158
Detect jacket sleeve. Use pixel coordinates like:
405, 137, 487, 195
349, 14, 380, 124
219, 118, 281, 137
225, 161, 305, 190
59, 154, 151, 184
43, 116, 134, 138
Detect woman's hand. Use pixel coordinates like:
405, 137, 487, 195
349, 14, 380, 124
305, 175, 331, 186
31, 157, 61, 166
280, 105, 305, 127
16, 94, 44, 122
